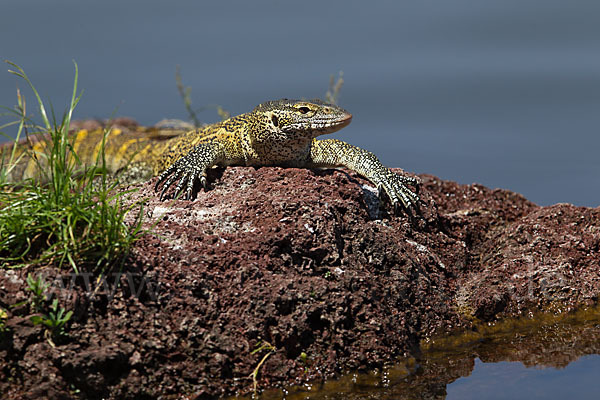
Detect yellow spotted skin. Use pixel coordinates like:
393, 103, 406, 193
0, 125, 172, 184
1, 99, 419, 211
155, 99, 420, 211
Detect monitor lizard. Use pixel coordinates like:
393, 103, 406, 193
1, 99, 420, 212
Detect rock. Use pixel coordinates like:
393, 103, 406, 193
1, 162, 598, 398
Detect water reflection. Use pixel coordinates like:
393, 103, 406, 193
251, 307, 600, 399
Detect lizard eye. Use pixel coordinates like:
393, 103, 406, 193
298, 106, 310, 114
271, 114, 279, 127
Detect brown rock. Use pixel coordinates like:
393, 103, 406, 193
1, 162, 598, 398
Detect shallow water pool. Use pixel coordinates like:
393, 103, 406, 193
249, 308, 600, 399
447, 355, 600, 400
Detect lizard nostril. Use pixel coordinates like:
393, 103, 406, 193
271, 115, 279, 127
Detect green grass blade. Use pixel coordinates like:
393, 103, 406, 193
5, 60, 51, 130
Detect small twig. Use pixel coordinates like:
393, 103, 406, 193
250, 341, 276, 396
175, 66, 202, 128
325, 71, 344, 105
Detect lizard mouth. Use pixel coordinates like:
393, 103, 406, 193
337, 113, 353, 127
325, 112, 352, 133
283, 111, 353, 137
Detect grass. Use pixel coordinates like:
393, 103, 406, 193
0, 64, 343, 273
250, 340, 276, 395
0, 61, 144, 273
175, 65, 230, 126
30, 297, 73, 347
19, 273, 73, 346
325, 71, 344, 105
26, 272, 49, 313
0, 307, 8, 335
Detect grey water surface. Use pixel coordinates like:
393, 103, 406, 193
1, 0, 599, 207
447, 356, 600, 400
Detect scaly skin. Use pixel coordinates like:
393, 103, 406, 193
0, 124, 181, 184
1, 99, 419, 211
155, 99, 420, 211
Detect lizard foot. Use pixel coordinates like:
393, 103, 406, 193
376, 171, 420, 215
154, 153, 210, 201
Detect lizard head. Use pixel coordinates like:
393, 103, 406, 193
252, 99, 352, 142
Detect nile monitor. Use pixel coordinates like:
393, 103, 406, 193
1, 99, 420, 212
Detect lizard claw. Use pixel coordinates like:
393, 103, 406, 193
376, 170, 420, 215
154, 144, 216, 201
156, 164, 181, 201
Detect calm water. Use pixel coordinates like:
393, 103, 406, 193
249, 309, 600, 399
1, 0, 599, 206
240, 353, 600, 400
447, 356, 600, 400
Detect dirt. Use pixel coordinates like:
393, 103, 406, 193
1, 149, 599, 398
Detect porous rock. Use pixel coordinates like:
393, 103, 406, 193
1, 163, 598, 398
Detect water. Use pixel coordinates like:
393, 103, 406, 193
249, 308, 600, 399
242, 355, 600, 399
447, 356, 600, 400
1, 0, 599, 206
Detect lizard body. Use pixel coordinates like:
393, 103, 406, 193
1, 99, 419, 211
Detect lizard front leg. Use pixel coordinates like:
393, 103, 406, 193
154, 142, 225, 200
307, 139, 420, 213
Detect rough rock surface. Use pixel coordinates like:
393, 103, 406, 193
1, 160, 599, 398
